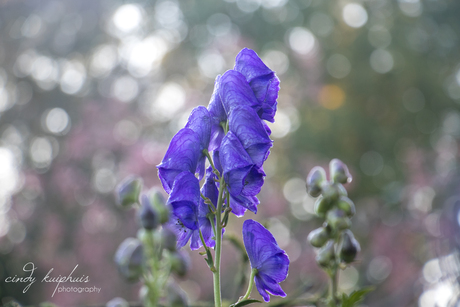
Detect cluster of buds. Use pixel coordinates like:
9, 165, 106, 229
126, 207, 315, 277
113, 176, 189, 307
306, 159, 360, 269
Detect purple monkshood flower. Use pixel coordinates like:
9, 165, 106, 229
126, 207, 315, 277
219, 132, 264, 216
157, 107, 211, 193
208, 75, 226, 151
228, 105, 272, 168
234, 48, 280, 123
167, 171, 216, 250
243, 219, 289, 302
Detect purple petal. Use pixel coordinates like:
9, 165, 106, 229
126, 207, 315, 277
157, 128, 201, 194
185, 106, 211, 152
254, 274, 286, 302
208, 75, 226, 151
229, 194, 259, 216
229, 105, 272, 168
258, 252, 289, 282
234, 48, 279, 123
219, 70, 260, 117
168, 216, 193, 250
168, 172, 200, 230
219, 132, 255, 195
243, 219, 284, 269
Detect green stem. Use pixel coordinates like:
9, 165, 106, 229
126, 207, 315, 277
241, 268, 257, 300
203, 149, 221, 179
213, 175, 226, 307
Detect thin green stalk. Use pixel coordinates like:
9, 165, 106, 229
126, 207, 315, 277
213, 175, 226, 307
241, 268, 257, 301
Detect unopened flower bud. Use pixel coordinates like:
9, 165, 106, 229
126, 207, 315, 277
308, 227, 330, 248
115, 176, 142, 208
160, 227, 177, 251
340, 230, 360, 263
138, 194, 160, 230
336, 183, 348, 197
114, 238, 144, 282
326, 209, 351, 231
316, 240, 335, 268
106, 297, 129, 307
321, 183, 340, 203
148, 188, 170, 224
337, 196, 356, 217
306, 166, 326, 197
330, 159, 352, 184
170, 251, 190, 277
314, 196, 332, 217
166, 282, 189, 307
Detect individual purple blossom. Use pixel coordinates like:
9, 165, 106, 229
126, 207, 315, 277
219, 132, 264, 215
184, 106, 211, 180
157, 129, 201, 194
167, 171, 216, 250
228, 105, 272, 168
234, 48, 280, 123
208, 75, 226, 151
219, 70, 261, 118
243, 219, 289, 302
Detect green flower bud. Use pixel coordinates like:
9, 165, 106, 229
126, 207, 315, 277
138, 194, 160, 230
170, 251, 190, 277
340, 230, 360, 263
106, 297, 129, 307
336, 183, 348, 197
329, 159, 352, 184
326, 209, 351, 231
115, 176, 142, 208
337, 196, 356, 217
321, 183, 340, 203
114, 238, 144, 283
147, 188, 170, 224
306, 166, 327, 197
314, 196, 332, 217
308, 227, 330, 248
160, 227, 177, 251
166, 282, 189, 307
316, 240, 335, 268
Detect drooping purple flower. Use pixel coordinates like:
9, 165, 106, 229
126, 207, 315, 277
219, 70, 261, 117
228, 105, 272, 168
234, 48, 280, 123
243, 219, 289, 302
167, 171, 216, 250
208, 75, 226, 151
185, 106, 211, 180
168, 171, 200, 230
157, 128, 201, 194
219, 132, 264, 215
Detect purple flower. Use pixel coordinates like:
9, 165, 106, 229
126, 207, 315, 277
234, 48, 280, 123
243, 219, 289, 302
219, 70, 261, 117
167, 171, 216, 250
208, 75, 226, 151
185, 106, 211, 180
157, 128, 201, 194
228, 105, 272, 168
219, 132, 264, 216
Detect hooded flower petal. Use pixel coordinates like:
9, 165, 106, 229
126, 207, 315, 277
243, 219, 289, 302
168, 172, 200, 230
208, 75, 227, 151
219, 132, 265, 206
157, 128, 201, 194
219, 70, 261, 117
185, 106, 212, 180
234, 48, 280, 123
229, 105, 272, 168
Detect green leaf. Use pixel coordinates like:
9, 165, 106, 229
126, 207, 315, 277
229, 299, 263, 307
342, 286, 375, 307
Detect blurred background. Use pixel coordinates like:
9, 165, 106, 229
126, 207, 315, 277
1, 0, 460, 306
